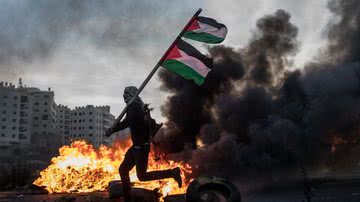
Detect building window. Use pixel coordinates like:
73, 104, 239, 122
74, 113, 77, 116
12, 119, 16, 122
42, 115, 49, 120
73, 127, 76, 130
19, 134, 27, 139
2, 110, 6, 114
1, 118, 5, 121
13, 111, 16, 115
33, 124, 39, 127
21, 96, 28, 102
13, 104, 17, 107
1, 134, 5, 137
3, 95, 7, 99
89, 119, 93, 122
12, 134, 15, 138
34, 102, 39, 105
43, 124, 47, 128
12, 126, 16, 130
44, 102, 48, 105
44, 109, 47, 112
74, 120, 77, 123
78, 127, 81, 130
89, 133, 93, 137
1, 126, 6, 129
13, 96, 17, 100
3, 103, 6, 106
44, 95, 49, 98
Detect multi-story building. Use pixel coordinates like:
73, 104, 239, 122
28, 88, 58, 147
56, 105, 71, 144
0, 82, 21, 146
1, 79, 116, 148
0, 80, 60, 147
66, 105, 115, 147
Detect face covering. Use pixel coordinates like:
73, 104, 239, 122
123, 86, 144, 107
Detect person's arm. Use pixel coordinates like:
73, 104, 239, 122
112, 116, 130, 132
105, 105, 137, 137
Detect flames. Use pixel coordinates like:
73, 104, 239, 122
33, 138, 192, 197
330, 136, 359, 153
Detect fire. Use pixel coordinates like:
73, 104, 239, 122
331, 136, 346, 153
33, 138, 192, 198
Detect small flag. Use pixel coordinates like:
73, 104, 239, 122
183, 16, 227, 44
161, 39, 213, 85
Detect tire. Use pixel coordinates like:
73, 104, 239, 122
186, 177, 241, 202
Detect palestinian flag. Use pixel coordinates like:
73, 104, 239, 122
161, 39, 213, 85
183, 16, 227, 44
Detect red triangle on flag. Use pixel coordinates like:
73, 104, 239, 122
165, 45, 182, 60
187, 20, 200, 31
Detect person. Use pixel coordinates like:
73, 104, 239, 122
106, 86, 182, 202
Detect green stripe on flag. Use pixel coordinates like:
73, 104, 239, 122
162, 59, 205, 86
183, 31, 225, 44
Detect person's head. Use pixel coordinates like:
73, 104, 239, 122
123, 86, 144, 106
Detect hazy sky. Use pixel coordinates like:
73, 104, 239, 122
0, 0, 331, 120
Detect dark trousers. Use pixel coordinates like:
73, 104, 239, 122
119, 145, 173, 201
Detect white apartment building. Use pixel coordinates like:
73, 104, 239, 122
28, 88, 58, 147
0, 80, 60, 147
1, 79, 116, 148
0, 82, 21, 146
64, 105, 115, 147
56, 105, 71, 144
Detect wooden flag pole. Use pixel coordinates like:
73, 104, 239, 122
111, 8, 202, 129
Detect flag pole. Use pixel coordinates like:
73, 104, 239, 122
111, 8, 202, 129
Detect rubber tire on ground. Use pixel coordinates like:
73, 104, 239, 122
186, 177, 241, 202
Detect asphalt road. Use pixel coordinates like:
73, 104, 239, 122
1, 178, 360, 202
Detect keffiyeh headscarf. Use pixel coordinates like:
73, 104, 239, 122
123, 86, 144, 107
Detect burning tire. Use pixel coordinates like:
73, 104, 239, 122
186, 177, 241, 202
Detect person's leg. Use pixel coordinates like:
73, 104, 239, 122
134, 146, 182, 187
119, 147, 136, 202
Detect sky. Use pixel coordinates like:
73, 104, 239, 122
0, 0, 332, 120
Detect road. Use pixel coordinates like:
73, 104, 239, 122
1, 178, 360, 202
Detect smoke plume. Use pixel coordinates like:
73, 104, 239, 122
158, 1, 360, 184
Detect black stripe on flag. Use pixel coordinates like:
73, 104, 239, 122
197, 16, 226, 29
176, 39, 213, 69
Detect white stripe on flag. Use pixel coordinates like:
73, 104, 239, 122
176, 50, 211, 77
193, 21, 227, 39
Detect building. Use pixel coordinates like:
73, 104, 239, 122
28, 88, 58, 147
0, 79, 60, 147
1, 79, 116, 148
65, 105, 115, 147
56, 105, 71, 145
0, 82, 21, 146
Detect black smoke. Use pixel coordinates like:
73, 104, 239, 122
158, 1, 360, 184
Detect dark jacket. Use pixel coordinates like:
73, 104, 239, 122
112, 103, 150, 146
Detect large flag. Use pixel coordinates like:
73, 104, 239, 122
161, 39, 213, 85
183, 16, 227, 44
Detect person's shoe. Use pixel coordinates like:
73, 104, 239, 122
172, 167, 182, 188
